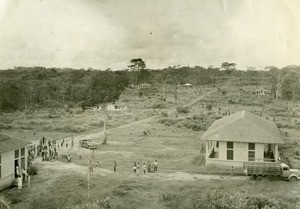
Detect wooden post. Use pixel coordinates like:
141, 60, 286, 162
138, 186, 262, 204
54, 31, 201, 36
274, 144, 279, 162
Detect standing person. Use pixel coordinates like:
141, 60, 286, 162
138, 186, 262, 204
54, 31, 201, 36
230, 166, 234, 177
67, 154, 71, 163
143, 163, 146, 174
22, 169, 28, 182
15, 165, 20, 178
137, 162, 140, 175
71, 135, 74, 148
17, 175, 22, 192
113, 161, 117, 172
154, 160, 158, 172
27, 175, 31, 188
147, 161, 151, 173
133, 162, 137, 173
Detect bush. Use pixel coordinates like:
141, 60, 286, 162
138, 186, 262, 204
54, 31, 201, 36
177, 106, 190, 114
153, 102, 166, 109
206, 104, 212, 111
0, 196, 11, 209
159, 118, 182, 126
28, 165, 38, 175
192, 190, 287, 209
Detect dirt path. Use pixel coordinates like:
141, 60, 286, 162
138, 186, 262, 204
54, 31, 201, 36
60, 88, 217, 144
35, 159, 246, 182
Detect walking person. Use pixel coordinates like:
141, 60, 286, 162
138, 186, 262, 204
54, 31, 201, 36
133, 162, 137, 174
154, 160, 158, 172
143, 163, 146, 174
137, 162, 140, 175
113, 161, 117, 172
96, 161, 100, 174
147, 161, 151, 173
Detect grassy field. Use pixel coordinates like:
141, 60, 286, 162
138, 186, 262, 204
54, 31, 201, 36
2, 119, 300, 209
1, 83, 300, 209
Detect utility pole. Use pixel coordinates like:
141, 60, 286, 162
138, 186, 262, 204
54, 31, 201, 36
174, 83, 178, 105
102, 99, 108, 145
162, 85, 165, 101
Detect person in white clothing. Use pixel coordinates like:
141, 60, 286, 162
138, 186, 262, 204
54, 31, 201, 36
17, 175, 22, 192
154, 160, 158, 172
27, 175, 31, 188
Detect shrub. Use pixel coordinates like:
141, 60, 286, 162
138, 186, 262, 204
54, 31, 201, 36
161, 112, 168, 117
192, 190, 287, 209
153, 102, 166, 109
177, 106, 190, 114
28, 165, 38, 175
159, 118, 182, 126
206, 104, 212, 111
0, 196, 11, 209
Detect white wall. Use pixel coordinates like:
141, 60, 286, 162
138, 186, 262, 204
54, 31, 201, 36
0, 146, 28, 190
255, 143, 264, 161
218, 141, 227, 160
0, 151, 15, 190
1, 151, 14, 178
209, 141, 265, 161
233, 142, 248, 161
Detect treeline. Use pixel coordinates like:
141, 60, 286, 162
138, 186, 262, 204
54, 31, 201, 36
0, 67, 129, 111
0, 64, 299, 112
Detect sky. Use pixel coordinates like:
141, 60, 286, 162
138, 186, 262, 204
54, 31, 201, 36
0, 0, 300, 70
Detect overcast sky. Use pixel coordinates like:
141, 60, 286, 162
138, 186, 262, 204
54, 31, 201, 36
0, 0, 299, 70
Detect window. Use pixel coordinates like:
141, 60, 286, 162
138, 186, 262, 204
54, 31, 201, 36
227, 142, 234, 160
21, 157, 25, 169
21, 148, 25, 156
227, 142, 233, 149
283, 166, 289, 171
249, 143, 255, 151
216, 141, 219, 148
15, 150, 19, 159
248, 143, 255, 161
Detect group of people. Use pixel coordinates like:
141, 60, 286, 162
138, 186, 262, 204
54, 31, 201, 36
133, 160, 158, 175
86, 158, 158, 175
36, 136, 76, 162
15, 166, 30, 192
37, 136, 59, 161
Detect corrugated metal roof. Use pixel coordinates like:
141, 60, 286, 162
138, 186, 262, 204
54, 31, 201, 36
201, 110, 284, 144
0, 134, 29, 154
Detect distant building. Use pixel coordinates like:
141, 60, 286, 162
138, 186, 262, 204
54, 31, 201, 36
107, 103, 116, 110
138, 83, 152, 89
0, 134, 29, 190
255, 88, 270, 96
106, 103, 127, 111
183, 83, 192, 87
202, 110, 283, 167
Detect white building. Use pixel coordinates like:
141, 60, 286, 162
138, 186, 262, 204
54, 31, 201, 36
0, 134, 28, 190
255, 88, 271, 96
202, 110, 284, 167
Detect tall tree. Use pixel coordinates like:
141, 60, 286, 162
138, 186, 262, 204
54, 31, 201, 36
128, 58, 146, 84
266, 66, 300, 99
221, 62, 236, 74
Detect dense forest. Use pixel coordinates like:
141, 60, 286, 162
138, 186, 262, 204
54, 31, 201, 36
0, 61, 299, 112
